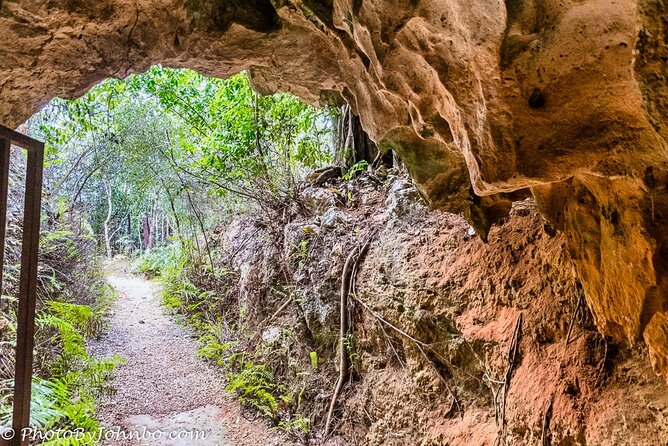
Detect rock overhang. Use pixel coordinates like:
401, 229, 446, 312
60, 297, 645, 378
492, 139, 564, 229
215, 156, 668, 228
1, 0, 668, 378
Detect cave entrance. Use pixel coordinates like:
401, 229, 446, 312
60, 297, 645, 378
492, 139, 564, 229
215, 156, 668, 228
0, 65, 383, 443
0, 126, 43, 446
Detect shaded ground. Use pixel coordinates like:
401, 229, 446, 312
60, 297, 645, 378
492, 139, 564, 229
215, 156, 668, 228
90, 264, 292, 446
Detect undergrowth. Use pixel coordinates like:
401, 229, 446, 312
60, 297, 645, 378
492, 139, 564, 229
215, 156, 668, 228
138, 242, 313, 440
0, 228, 122, 445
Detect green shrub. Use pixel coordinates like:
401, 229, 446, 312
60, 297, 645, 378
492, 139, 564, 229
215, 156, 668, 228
151, 241, 312, 435
278, 414, 311, 434
197, 333, 239, 366
136, 244, 183, 277
0, 225, 122, 444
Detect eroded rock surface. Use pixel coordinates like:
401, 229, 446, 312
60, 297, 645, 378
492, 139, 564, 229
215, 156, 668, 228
210, 172, 668, 445
1, 0, 668, 377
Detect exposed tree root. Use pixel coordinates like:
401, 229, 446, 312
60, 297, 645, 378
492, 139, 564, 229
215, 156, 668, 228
496, 313, 523, 443
541, 398, 554, 446
247, 290, 295, 345
324, 232, 375, 438
566, 292, 584, 345
594, 334, 609, 387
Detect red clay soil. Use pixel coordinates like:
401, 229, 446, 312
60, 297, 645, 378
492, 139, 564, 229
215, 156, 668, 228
345, 199, 668, 446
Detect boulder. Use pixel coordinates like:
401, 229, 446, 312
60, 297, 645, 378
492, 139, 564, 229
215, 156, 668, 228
300, 187, 337, 215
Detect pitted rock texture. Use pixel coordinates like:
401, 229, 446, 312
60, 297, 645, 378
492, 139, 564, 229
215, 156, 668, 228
208, 174, 668, 446
1, 0, 668, 377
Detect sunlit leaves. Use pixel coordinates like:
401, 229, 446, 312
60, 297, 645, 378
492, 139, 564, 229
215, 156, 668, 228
30, 66, 334, 256
125, 67, 333, 191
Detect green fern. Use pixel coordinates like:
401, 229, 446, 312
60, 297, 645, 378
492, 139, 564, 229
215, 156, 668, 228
6, 300, 123, 444
277, 414, 311, 434
226, 362, 282, 419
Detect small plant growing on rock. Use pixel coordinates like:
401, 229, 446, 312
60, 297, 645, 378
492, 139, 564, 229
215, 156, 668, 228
309, 351, 319, 370
298, 239, 309, 269
343, 333, 359, 366
278, 413, 311, 436
342, 160, 369, 181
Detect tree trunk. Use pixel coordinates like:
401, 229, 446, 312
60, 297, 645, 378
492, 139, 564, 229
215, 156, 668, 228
334, 104, 381, 169
150, 193, 158, 248
137, 219, 144, 253
142, 216, 152, 250
103, 180, 113, 259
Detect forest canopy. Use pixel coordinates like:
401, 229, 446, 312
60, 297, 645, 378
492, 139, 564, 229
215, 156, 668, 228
2, 68, 381, 440
29, 67, 336, 261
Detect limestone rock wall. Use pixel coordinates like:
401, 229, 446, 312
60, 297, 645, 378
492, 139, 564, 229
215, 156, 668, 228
1, 0, 668, 378
211, 174, 668, 445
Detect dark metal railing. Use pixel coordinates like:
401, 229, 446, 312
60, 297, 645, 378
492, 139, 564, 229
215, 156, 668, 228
0, 125, 44, 446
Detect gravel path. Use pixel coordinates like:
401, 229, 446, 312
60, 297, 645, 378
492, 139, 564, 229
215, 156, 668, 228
90, 267, 292, 446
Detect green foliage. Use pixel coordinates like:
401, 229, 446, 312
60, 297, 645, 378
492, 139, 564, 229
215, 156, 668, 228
142, 242, 228, 342
128, 68, 333, 196
29, 66, 335, 260
46, 301, 105, 340
277, 414, 311, 434
1, 303, 122, 444
1, 210, 121, 443
26, 357, 119, 437
296, 238, 309, 269
34, 301, 123, 436
197, 335, 237, 365
226, 361, 283, 419
136, 244, 182, 277
24, 65, 340, 441
38, 311, 87, 366
152, 243, 312, 434
343, 160, 369, 180
309, 351, 318, 370
40, 231, 81, 260
343, 333, 359, 365
137, 242, 188, 298
157, 246, 204, 318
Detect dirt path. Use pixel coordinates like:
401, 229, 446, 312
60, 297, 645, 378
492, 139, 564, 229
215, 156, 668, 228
90, 266, 292, 446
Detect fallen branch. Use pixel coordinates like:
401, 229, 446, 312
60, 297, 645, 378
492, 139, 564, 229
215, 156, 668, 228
252, 293, 294, 338
265, 294, 293, 324
415, 343, 460, 415
228, 226, 262, 262
376, 319, 406, 368
352, 291, 429, 348
352, 290, 460, 415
